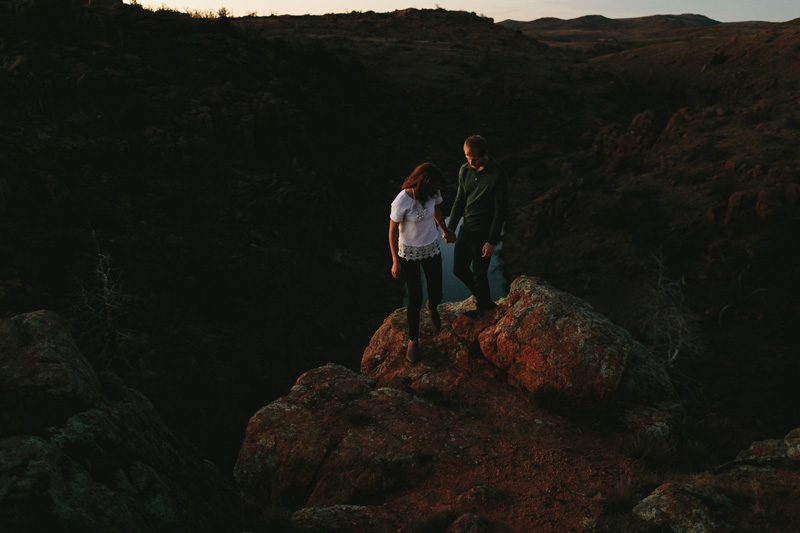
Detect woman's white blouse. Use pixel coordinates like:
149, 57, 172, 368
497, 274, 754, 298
390, 189, 443, 260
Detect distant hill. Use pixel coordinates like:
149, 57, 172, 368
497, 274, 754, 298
501, 13, 721, 33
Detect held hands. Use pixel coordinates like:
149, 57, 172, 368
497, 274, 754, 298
442, 228, 457, 244
482, 242, 495, 258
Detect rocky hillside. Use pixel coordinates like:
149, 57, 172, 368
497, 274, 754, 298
501, 14, 771, 55
502, 13, 721, 33
1, 2, 799, 530
502, 15, 800, 460
1, 311, 243, 531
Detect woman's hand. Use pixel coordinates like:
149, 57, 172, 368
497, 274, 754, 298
442, 228, 456, 243
389, 220, 401, 278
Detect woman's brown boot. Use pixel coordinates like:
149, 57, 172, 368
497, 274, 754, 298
406, 340, 418, 363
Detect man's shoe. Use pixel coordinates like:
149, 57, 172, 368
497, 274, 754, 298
426, 301, 441, 330
464, 301, 498, 319
476, 301, 498, 312
406, 340, 418, 363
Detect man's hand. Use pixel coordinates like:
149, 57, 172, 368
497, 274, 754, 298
443, 228, 456, 243
482, 242, 495, 258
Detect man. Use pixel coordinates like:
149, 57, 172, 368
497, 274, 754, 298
446, 135, 508, 313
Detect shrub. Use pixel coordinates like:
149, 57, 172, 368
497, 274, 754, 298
633, 253, 699, 366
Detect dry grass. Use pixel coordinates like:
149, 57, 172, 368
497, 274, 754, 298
633, 253, 700, 366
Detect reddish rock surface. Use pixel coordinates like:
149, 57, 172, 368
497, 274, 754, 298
235, 363, 643, 532
363, 276, 680, 434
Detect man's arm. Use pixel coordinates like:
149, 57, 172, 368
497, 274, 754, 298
447, 168, 466, 232
487, 170, 508, 246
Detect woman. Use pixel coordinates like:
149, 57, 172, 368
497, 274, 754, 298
389, 162, 454, 363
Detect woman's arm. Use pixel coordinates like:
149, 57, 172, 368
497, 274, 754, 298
389, 219, 401, 279
434, 204, 455, 243
433, 204, 447, 231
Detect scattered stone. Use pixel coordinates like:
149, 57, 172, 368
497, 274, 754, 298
633, 482, 733, 533
446, 513, 494, 533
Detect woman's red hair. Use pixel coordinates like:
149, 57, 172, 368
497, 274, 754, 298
401, 162, 444, 201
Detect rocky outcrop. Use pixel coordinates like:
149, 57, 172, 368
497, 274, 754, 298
234, 363, 505, 531
363, 276, 682, 435
0, 311, 242, 532
235, 276, 680, 531
234, 361, 639, 532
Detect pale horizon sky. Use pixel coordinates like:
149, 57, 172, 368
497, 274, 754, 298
129, 0, 797, 23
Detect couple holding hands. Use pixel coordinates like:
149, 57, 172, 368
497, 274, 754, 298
388, 135, 508, 362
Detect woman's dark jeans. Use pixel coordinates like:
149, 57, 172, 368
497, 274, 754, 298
399, 253, 443, 342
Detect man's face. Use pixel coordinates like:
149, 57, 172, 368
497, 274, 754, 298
464, 147, 488, 171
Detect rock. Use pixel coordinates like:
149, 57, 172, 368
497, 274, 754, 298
446, 513, 494, 533
701, 51, 728, 72
633, 482, 733, 533
0, 310, 105, 435
476, 277, 634, 408
755, 183, 800, 220
616, 402, 682, 441
734, 427, 800, 465
614, 343, 683, 440
363, 276, 676, 415
234, 363, 475, 527
0, 311, 242, 532
236, 277, 676, 531
289, 504, 397, 532
456, 485, 504, 510
787, 428, 800, 460
723, 189, 758, 228
615, 342, 677, 406
233, 362, 635, 530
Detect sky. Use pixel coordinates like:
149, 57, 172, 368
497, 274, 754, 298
134, 0, 798, 23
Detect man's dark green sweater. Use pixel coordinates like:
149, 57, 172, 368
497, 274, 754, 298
447, 158, 508, 245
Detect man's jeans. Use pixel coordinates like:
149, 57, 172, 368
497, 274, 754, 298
453, 227, 493, 309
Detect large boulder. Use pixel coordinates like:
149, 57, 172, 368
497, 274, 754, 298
234, 363, 486, 529
476, 277, 634, 407
0, 311, 242, 532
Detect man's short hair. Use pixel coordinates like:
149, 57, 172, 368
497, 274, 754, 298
464, 135, 488, 156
